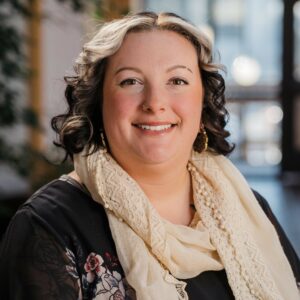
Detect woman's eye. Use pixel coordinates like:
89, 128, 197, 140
119, 78, 141, 86
169, 78, 188, 85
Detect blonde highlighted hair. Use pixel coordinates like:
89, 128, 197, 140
51, 11, 233, 160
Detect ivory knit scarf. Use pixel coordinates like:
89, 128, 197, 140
74, 150, 299, 299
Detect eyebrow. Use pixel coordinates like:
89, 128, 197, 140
115, 65, 193, 75
115, 67, 143, 75
167, 65, 193, 73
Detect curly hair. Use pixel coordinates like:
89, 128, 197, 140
51, 11, 234, 160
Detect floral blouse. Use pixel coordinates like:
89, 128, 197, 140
0, 175, 299, 299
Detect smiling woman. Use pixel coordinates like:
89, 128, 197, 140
102, 30, 203, 170
0, 11, 299, 300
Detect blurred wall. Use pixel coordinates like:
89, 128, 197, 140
41, 1, 86, 155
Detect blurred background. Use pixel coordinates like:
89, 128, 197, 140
0, 0, 299, 255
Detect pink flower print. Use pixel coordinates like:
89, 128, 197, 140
84, 252, 105, 277
77, 251, 134, 299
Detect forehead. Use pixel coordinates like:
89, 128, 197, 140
106, 29, 199, 69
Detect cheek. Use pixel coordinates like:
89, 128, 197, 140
103, 91, 138, 125
175, 92, 203, 126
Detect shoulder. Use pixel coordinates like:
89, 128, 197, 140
0, 178, 134, 299
24, 176, 100, 215
251, 189, 287, 231
4, 177, 112, 251
23, 176, 106, 226
252, 190, 300, 281
251, 190, 272, 214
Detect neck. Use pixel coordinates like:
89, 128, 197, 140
119, 157, 190, 199
115, 156, 194, 225
138, 164, 190, 203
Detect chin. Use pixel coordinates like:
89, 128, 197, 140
141, 157, 170, 165
136, 149, 181, 165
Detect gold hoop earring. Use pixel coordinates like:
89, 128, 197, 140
195, 125, 208, 153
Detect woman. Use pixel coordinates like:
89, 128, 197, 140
0, 11, 299, 300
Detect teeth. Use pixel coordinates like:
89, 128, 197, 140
137, 124, 172, 131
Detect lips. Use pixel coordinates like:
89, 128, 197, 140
133, 123, 177, 132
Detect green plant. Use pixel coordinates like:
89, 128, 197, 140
0, 0, 88, 178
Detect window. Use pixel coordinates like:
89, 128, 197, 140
294, 1, 300, 81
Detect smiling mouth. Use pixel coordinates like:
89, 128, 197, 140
133, 123, 177, 132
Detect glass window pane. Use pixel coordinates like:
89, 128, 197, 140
226, 100, 282, 167
294, 96, 300, 150
294, 1, 300, 81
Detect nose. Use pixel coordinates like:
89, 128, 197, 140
141, 84, 167, 113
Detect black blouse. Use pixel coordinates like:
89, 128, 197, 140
0, 176, 299, 300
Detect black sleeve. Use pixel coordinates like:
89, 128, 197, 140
0, 207, 80, 300
253, 190, 300, 284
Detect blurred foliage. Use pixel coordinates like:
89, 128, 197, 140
0, 0, 88, 190
56, 0, 86, 11
92, 0, 129, 20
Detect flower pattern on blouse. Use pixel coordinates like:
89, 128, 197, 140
66, 249, 135, 300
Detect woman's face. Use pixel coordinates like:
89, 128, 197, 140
103, 30, 204, 168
